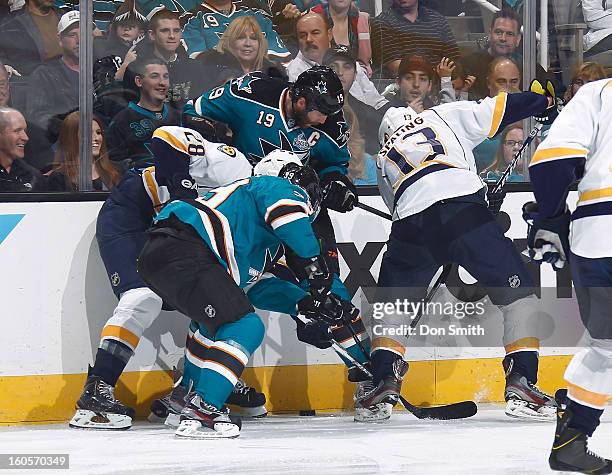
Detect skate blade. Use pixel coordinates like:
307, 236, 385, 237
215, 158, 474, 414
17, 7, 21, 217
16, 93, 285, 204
227, 404, 267, 418
175, 420, 240, 439
505, 401, 556, 422
147, 412, 167, 424
164, 412, 181, 429
69, 409, 132, 430
354, 403, 393, 423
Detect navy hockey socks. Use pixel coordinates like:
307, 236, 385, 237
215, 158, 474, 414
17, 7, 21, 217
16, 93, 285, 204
371, 350, 401, 386
567, 399, 603, 436
504, 351, 539, 384
92, 342, 133, 387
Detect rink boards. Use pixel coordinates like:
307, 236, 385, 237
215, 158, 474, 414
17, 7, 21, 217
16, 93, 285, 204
0, 191, 581, 424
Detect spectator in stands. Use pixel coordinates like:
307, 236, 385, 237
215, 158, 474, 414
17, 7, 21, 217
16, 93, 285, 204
196, 16, 287, 92
45, 111, 120, 191
0, 59, 53, 170
385, 55, 436, 113
0, 0, 62, 75
0, 107, 43, 192
486, 56, 521, 96
482, 122, 525, 183
370, 0, 459, 78
323, 45, 388, 156
95, 2, 146, 69
564, 61, 607, 103
473, 57, 521, 172
123, 8, 206, 113
287, 11, 387, 109
311, 0, 372, 76
450, 61, 476, 101
26, 11, 80, 153
582, 0, 612, 58
106, 57, 180, 170
182, 0, 291, 62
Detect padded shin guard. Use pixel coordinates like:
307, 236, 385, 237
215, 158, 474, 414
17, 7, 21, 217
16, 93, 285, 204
100, 287, 163, 351
501, 295, 541, 352
565, 338, 612, 410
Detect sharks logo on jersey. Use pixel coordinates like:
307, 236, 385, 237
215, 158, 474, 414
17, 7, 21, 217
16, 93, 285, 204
234, 75, 260, 94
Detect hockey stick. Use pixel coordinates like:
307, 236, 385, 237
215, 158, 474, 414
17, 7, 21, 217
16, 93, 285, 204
330, 338, 477, 420
491, 121, 543, 194
356, 202, 392, 221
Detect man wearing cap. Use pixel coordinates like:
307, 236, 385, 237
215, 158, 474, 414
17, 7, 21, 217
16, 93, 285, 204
0, 0, 63, 75
26, 10, 80, 145
388, 54, 436, 113
286, 11, 387, 110
323, 45, 390, 154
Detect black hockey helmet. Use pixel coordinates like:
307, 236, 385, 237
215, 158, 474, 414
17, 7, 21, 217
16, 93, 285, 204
279, 163, 323, 221
291, 66, 345, 116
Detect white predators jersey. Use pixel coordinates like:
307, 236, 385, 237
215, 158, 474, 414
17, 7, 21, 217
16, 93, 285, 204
529, 79, 612, 258
377, 94, 509, 219
140, 126, 252, 213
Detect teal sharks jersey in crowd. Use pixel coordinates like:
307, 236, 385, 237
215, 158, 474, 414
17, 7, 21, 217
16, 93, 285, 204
184, 72, 351, 177
182, 2, 290, 60
154, 176, 320, 288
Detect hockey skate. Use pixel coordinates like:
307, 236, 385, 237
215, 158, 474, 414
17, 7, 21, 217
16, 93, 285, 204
354, 360, 408, 423
549, 401, 612, 474
503, 357, 557, 421
69, 367, 135, 430
226, 379, 268, 417
148, 379, 191, 428
175, 394, 242, 439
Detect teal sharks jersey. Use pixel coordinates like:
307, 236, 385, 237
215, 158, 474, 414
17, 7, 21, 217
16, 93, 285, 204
184, 72, 351, 177
182, 2, 289, 60
154, 176, 320, 288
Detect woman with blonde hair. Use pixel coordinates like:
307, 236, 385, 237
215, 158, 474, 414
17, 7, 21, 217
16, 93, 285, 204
196, 16, 286, 90
483, 123, 525, 183
564, 61, 607, 102
46, 111, 121, 191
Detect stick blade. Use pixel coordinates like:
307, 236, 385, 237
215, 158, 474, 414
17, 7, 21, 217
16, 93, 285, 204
407, 400, 478, 420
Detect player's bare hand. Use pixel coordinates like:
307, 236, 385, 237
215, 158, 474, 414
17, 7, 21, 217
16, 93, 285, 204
282, 3, 301, 19
409, 98, 425, 113
462, 75, 476, 92
436, 57, 455, 78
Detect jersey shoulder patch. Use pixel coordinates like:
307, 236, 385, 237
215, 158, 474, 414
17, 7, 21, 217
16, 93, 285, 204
217, 144, 237, 157
229, 72, 288, 109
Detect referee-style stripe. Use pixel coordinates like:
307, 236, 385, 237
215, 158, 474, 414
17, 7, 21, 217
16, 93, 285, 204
394, 163, 454, 207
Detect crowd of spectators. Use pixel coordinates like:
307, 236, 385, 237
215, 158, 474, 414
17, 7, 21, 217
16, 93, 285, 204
0, 0, 610, 193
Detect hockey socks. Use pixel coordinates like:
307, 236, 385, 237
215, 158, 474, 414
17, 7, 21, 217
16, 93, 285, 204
371, 349, 402, 386
503, 350, 539, 383
567, 399, 603, 436
91, 342, 133, 387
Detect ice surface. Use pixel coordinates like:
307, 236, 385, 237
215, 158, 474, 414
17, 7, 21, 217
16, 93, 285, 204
2, 405, 611, 474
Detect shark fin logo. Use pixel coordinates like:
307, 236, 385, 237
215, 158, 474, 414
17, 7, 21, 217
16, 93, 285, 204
0, 214, 25, 246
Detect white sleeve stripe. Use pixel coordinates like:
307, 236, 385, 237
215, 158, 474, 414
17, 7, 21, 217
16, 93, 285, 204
270, 212, 309, 230
264, 199, 309, 222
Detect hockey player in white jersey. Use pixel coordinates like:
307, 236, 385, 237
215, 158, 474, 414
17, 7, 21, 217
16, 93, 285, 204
355, 84, 560, 423
70, 126, 254, 430
524, 79, 612, 474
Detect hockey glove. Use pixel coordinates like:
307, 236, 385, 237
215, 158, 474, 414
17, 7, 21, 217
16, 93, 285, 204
321, 171, 359, 213
297, 293, 357, 326
302, 255, 333, 301
486, 188, 506, 216
522, 201, 571, 270
294, 316, 332, 349
530, 79, 561, 126
169, 173, 198, 200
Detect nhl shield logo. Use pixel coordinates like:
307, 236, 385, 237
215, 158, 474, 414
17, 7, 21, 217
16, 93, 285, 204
111, 272, 121, 287
508, 275, 521, 288
204, 305, 216, 319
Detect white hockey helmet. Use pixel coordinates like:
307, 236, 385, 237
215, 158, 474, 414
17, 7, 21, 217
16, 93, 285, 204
254, 149, 303, 177
378, 106, 416, 147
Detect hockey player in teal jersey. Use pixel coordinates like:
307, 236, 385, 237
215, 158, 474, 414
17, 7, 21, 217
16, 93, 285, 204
181, 1, 290, 60
184, 66, 371, 386
138, 158, 356, 438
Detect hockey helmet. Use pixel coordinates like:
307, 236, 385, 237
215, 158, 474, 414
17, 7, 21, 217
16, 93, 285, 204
291, 66, 344, 116
254, 149, 303, 177
378, 106, 416, 147
280, 163, 323, 222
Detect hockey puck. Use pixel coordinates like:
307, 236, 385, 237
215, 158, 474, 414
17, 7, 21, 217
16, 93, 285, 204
299, 410, 316, 416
